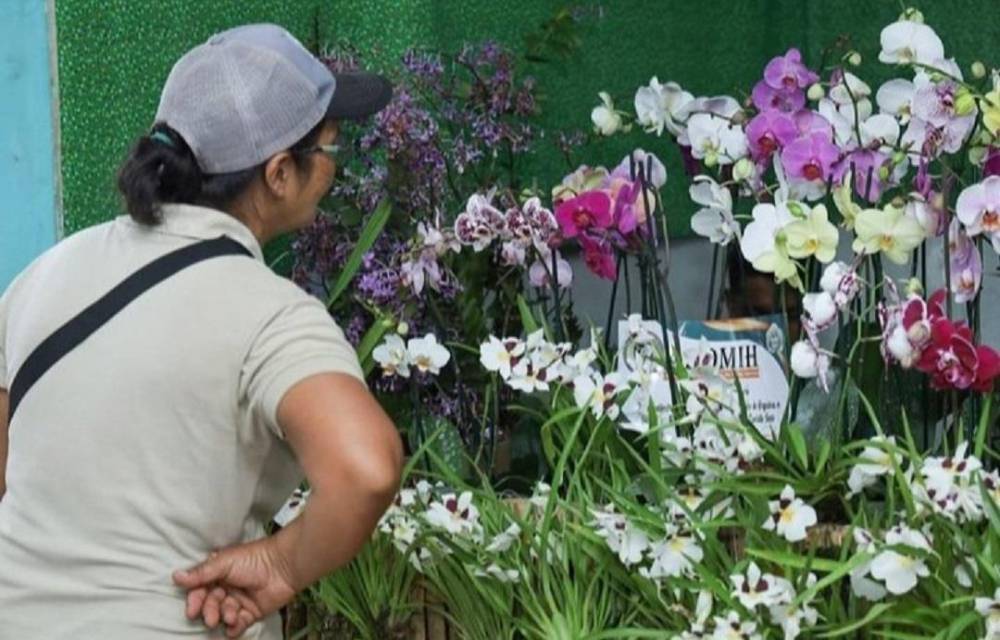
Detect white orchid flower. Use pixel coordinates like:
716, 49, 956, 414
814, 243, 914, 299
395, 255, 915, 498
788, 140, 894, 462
634, 76, 694, 136
485, 522, 521, 553
592, 91, 627, 136
878, 20, 945, 66
573, 372, 626, 420
479, 335, 525, 379
424, 492, 481, 538
731, 561, 793, 610
869, 524, 932, 595
876, 78, 916, 123
690, 175, 739, 245
687, 113, 748, 166
641, 526, 703, 581
407, 333, 451, 375
974, 587, 1000, 640
847, 436, 901, 496
763, 485, 818, 543
373, 334, 412, 378
474, 563, 520, 583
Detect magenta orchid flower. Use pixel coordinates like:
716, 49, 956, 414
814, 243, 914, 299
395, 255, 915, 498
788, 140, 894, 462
948, 219, 982, 304
746, 110, 799, 162
764, 48, 819, 90
781, 132, 841, 182
580, 235, 617, 280
555, 190, 613, 238
751, 81, 805, 113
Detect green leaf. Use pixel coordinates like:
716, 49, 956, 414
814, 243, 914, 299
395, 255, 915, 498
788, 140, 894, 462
974, 392, 994, 459
745, 547, 843, 573
516, 293, 539, 334
792, 551, 870, 609
357, 319, 391, 376
816, 603, 893, 638
326, 199, 392, 308
784, 422, 809, 470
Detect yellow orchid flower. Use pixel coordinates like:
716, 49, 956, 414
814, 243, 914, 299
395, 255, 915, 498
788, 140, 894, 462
784, 204, 840, 263
852, 203, 925, 264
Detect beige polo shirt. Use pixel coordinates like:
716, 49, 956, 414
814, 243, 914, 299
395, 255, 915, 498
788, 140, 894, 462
0, 204, 364, 639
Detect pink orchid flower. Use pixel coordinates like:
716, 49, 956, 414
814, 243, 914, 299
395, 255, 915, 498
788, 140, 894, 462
555, 190, 613, 238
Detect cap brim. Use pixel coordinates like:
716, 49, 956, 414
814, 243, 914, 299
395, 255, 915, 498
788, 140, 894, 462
326, 72, 393, 119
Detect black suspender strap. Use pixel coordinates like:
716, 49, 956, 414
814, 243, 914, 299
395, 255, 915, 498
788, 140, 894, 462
7, 236, 252, 423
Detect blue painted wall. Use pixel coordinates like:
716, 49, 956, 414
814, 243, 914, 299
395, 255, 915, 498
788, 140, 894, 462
0, 0, 60, 290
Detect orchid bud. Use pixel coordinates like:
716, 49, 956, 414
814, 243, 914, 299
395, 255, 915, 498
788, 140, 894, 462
971, 61, 987, 79
905, 277, 924, 297
891, 196, 906, 209
892, 149, 907, 166
879, 164, 891, 181
786, 201, 807, 219
396, 321, 410, 336
900, 7, 924, 23
703, 151, 718, 168
969, 145, 987, 165
954, 88, 977, 116
733, 157, 754, 182
807, 83, 825, 101
790, 341, 820, 379
846, 51, 862, 67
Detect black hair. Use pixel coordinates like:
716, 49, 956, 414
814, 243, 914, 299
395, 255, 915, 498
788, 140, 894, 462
116, 118, 329, 225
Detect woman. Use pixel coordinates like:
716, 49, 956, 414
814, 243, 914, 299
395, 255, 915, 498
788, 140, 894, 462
0, 24, 402, 639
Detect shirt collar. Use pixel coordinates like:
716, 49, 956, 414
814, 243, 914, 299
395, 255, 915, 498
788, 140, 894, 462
120, 204, 265, 262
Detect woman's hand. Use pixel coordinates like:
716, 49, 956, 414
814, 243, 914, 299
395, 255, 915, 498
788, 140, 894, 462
173, 539, 298, 638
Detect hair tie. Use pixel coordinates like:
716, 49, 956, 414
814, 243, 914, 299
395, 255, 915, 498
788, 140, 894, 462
151, 131, 176, 148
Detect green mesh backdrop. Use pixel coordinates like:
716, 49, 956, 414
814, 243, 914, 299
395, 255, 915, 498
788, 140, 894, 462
56, 0, 1000, 237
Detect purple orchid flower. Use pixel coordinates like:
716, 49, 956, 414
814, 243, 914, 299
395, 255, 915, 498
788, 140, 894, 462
948, 219, 982, 304
764, 48, 819, 90
752, 81, 806, 113
781, 131, 841, 182
746, 110, 799, 162
834, 148, 891, 202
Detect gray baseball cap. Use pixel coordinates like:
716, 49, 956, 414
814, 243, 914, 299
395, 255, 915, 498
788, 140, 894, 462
155, 23, 392, 174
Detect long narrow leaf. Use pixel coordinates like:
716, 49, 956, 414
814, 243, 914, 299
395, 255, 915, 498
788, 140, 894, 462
327, 199, 392, 308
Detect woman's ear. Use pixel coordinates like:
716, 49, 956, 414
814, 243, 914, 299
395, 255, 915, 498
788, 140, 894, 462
262, 152, 295, 198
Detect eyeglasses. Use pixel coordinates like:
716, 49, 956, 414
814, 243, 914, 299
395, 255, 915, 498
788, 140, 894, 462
298, 143, 352, 163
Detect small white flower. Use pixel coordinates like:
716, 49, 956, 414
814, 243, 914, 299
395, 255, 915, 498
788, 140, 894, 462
424, 492, 481, 539
474, 563, 520, 583
486, 522, 521, 553
407, 334, 450, 375
641, 525, 704, 581
592, 91, 626, 136
847, 436, 901, 496
869, 524, 932, 595
373, 334, 411, 378
479, 335, 525, 379
921, 441, 982, 496
731, 561, 793, 610
974, 587, 1000, 640
573, 372, 626, 420
507, 358, 551, 393
767, 573, 817, 640
711, 610, 761, 640
591, 506, 649, 567
763, 485, 817, 543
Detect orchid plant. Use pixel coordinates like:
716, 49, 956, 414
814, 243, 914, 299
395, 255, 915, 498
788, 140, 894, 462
290, 7, 1000, 639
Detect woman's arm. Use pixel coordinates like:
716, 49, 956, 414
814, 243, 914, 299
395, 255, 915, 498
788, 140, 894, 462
173, 372, 403, 636
1, 389, 8, 499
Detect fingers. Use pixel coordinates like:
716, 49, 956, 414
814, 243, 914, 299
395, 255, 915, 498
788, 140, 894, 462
226, 609, 257, 638
202, 586, 227, 628
185, 587, 208, 620
221, 594, 241, 627
173, 553, 229, 589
